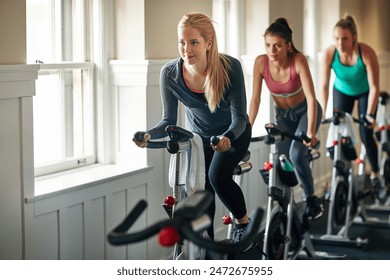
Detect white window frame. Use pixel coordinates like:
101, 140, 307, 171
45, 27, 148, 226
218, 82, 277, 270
34, 62, 95, 177
27, 0, 114, 181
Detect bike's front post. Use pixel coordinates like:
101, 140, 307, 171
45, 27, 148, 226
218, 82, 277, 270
262, 144, 278, 260
172, 151, 187, 260
342, 166, 354, 238
283, 189, 294, 259
327, 136, 342, 236
357, 145, 367, 176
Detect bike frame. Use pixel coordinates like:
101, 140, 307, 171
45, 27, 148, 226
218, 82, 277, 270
258, 124, 335, 260
312, 111, 368, 246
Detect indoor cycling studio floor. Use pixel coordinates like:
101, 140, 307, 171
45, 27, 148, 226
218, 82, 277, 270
306, 198, 390, 260
254, 197, 390, 260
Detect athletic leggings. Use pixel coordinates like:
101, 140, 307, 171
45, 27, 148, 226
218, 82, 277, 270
203, 123, 251, 239
275, 99, 323, 197
333, 88, 379, 172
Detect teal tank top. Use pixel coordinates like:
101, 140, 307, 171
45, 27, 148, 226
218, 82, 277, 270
331, 47, 369, 96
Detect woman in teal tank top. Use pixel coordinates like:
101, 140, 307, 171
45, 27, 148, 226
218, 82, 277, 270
319, 14, 386, 199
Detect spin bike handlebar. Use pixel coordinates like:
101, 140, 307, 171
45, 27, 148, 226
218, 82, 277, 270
210, 136, 236, 153
107, 191, 264, 255
133, 125, 193, 153
322, 110, 366, 127
251, 123, 320, 149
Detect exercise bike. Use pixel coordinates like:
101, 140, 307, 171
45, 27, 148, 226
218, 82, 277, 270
375, 91, 390, 200
107, 190, 264, 259
311, 110, 371, 246
352, 91, 390, 226
352, 144, 390, 229
133, 125, 264, 259
253, 123, 342, 260
134, 125, 205, 260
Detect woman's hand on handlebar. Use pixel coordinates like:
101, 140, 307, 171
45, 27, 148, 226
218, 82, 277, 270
132, 131, 151, 148
303, 132, 319, 148
210, 135, 231, 152
363, 114, 377, 130
303, 133, 318, 147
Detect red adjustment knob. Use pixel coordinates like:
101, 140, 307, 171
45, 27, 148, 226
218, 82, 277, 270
222, 215, 232, 225
356, 158, 364, 164
264, 161, 273, 171
158, 226, 180, 247
163, 195, 175, 208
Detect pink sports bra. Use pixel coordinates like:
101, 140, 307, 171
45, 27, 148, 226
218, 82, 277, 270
263, 56, 302, 98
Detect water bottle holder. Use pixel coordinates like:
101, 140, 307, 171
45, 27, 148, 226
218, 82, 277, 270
341, 138, 357, 161
259, 169, 269, 185
277, 164, 298, 187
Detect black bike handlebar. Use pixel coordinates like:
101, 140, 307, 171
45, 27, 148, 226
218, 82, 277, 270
133, 125, 193, 152
210, 136, 235, 153
321, 110, 365, 126
251, 123, 320, 148
133, 131, 167, 149
108, 192, 264, 255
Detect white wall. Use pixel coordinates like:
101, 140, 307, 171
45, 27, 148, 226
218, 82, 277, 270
0, 65, 38, 259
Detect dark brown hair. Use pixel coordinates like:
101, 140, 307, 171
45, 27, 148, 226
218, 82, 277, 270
264, 18, 300, 54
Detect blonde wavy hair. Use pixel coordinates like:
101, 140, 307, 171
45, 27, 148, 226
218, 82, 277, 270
178, 12, 231, 112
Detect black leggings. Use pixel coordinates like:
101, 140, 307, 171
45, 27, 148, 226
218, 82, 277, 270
333, 88, 379, 172
203, 123, 251, 239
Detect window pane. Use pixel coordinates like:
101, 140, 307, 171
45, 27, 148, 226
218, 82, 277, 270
33, 72, 63, 164
27, 0, 96, 177
27, 0, 86, 63
34, 66, 95, 176
26, 0, 55, 63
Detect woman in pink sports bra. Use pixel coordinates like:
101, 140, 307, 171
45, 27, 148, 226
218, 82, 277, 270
249, 18, 324, 220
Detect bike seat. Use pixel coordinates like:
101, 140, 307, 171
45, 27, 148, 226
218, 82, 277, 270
232, 151, 252, 176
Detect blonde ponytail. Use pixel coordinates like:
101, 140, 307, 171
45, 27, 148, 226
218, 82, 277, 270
179, 13, 231, 113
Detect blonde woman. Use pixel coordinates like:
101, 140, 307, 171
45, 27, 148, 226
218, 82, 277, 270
133, 13, 251, 241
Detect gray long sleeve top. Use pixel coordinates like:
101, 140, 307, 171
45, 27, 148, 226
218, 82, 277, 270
148, 55, 249, 145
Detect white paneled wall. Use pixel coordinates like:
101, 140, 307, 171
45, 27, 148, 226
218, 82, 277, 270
24, 170, 158, 259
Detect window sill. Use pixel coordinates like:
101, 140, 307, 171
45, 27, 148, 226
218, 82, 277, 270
25, 163, 152, 203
